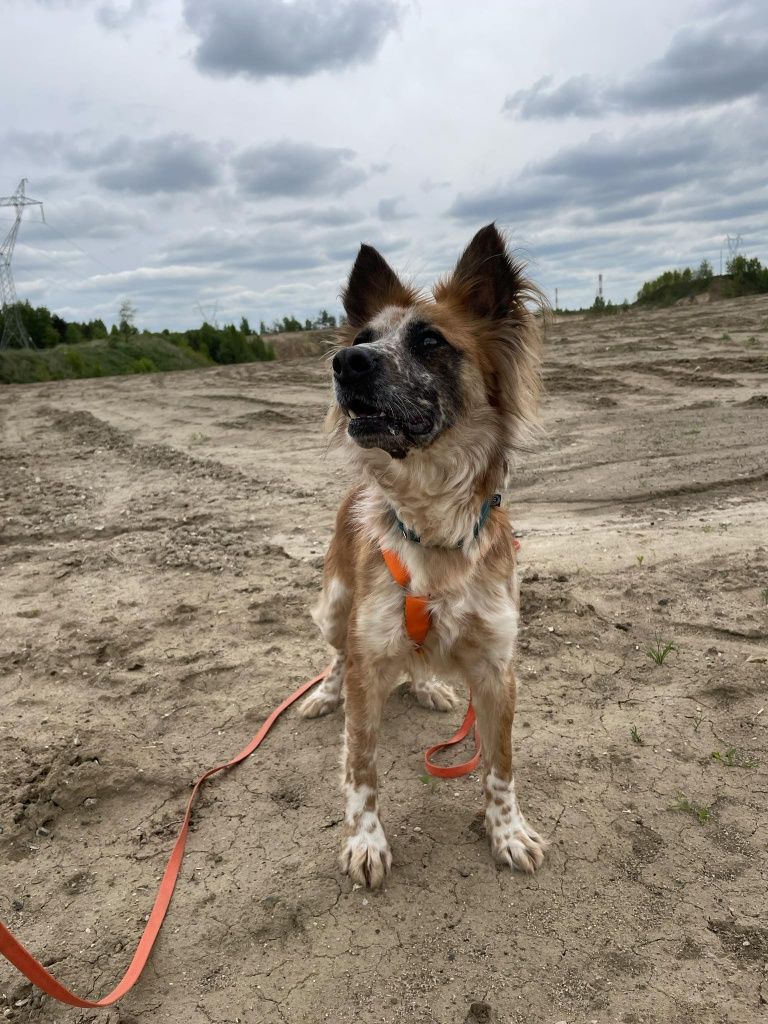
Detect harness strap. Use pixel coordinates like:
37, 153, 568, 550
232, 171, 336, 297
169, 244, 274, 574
380, 546, 481, 777
381, 548, 430, 646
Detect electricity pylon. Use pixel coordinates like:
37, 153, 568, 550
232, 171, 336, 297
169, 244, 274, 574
0, 179, 44, 350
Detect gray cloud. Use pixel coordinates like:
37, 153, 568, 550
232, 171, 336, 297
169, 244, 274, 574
450, 112, 766, 228
157, 225, 340, 274
376, 196, 410, 221
95, 0, 149, 29
505, 22, 768, 119
183, 0, 400, 80
258, 205, 366, 227
504, 75, 600, 119
93, 134, 220, 193
48, 196, 150, 239
233, 141, 366, 198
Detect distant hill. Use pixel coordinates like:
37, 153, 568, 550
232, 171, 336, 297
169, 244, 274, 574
264, 328, 336, 360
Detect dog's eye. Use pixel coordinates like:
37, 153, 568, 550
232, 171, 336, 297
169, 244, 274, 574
352, 328, 375, 346
417, 331, 447, 349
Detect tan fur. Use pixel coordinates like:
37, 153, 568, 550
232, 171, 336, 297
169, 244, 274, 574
303, 225, 547, 887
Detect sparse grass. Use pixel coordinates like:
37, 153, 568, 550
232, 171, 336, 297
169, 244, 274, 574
636, 554, 645, 565
745, 335, 759, 348
683, 428, 701, 437
630, 724, 644, 745
686, 708, 705, 732
189, 432, 210, 446
646, 636, 677, 665
761, 586, 768, 605
711, 748, 758, 768
671, 794, 712, 824
720, 332, 731, 341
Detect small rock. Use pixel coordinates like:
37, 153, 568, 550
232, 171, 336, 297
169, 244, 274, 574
465, 1001, 495, 1024
745, 654, 767, 664
35, 827, 50, 838
12, 899, 23, 912
458, 866, 471, 877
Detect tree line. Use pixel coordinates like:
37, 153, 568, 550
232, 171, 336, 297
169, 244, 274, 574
258, 309, 339, 334
558, 253, 768, 315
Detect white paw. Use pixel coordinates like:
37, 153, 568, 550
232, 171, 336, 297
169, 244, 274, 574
484, 770, 546, 873
340, 826, 392, 889
487, 814, 547, 873
409, 677, 459, 712
299, 685, 342, 719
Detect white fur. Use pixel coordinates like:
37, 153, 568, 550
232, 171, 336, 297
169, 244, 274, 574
340, 783, 392, 888
484, 769, 546, 873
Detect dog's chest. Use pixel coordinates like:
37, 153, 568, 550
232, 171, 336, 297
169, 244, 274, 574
426, 582, 518, 662
357, 558, 519, 667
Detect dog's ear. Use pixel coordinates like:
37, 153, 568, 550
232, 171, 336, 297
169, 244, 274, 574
434, 223, 523, 321
342, 244, 416, 328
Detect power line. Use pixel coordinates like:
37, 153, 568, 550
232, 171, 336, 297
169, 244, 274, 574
0, 179, 44, 350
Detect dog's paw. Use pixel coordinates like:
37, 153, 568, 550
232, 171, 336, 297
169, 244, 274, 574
409, 676, 458, 712
488, 815, 547, 874
340, 827, 392, 889
299, 683, 342, 719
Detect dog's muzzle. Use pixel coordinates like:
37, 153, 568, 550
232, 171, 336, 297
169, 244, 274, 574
332, 345, 435, 455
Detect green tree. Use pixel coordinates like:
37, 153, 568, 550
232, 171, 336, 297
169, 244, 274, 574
118, 299, 138, 340
65, 322, 83, 345
696, 259, 713, 280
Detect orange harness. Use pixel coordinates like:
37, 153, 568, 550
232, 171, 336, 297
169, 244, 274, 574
380, 545, 482, 779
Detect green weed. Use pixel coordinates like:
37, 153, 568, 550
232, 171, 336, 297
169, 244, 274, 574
711, 748, 758, 768
647, 637, 677, 665
671, 794, 712, 824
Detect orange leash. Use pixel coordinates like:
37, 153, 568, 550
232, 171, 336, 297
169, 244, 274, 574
1, 543, 498, 1005
0, 669, 329, 1008
381, 546, 482, 779
424, 702, 481, 778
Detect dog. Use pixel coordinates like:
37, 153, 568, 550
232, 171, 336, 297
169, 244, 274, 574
300, 224, 546, 888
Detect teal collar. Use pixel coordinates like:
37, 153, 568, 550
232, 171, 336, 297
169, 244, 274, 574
393, 494, 502, 548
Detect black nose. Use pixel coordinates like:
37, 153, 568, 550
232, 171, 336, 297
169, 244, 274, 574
333, 345, 378, 383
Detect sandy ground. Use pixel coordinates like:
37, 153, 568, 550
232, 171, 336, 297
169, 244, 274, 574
1, 295, 767, 1024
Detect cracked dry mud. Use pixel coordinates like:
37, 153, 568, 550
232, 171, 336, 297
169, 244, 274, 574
1, 295, 767, 1024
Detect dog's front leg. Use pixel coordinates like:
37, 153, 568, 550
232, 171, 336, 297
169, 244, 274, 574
471, 667, 547, 873
339, 655, 394, 889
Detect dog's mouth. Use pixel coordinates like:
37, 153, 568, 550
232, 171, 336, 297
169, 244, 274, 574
342, 395, 435, 453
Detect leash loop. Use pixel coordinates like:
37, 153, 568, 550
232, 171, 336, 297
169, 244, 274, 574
0, 669, 329, 1008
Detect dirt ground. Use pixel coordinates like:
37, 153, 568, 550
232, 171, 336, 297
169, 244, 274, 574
1, 295, 767, 1024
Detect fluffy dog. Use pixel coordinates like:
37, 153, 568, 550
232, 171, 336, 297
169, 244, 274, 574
301, 224, 546, 888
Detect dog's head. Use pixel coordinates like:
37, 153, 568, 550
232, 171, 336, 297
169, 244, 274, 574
330, 223, 542, 463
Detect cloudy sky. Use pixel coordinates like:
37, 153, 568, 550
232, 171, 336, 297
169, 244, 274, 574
2, 0, 767, 329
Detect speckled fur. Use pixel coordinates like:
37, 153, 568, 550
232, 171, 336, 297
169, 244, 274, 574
302, 225, 548, 887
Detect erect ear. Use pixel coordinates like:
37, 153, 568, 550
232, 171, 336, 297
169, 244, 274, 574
341, 244, 417, 328
434, 223, 524, 321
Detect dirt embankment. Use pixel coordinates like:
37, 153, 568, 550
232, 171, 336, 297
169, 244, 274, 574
1, 294, 767, 1024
